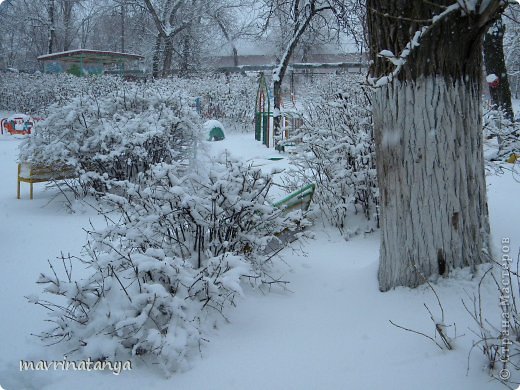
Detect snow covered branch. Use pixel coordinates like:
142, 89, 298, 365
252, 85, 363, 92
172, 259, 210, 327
367, 0, 507, 87
367, 3, 462, 87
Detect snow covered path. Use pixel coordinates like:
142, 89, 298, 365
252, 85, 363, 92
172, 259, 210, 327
0, 136, 99, 389
0, 132, 517, 389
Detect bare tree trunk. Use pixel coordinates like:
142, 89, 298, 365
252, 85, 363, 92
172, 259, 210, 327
179, 33, 190, 76
272, 2, 318, 144
62, 0, 74, 51
152, 33, 162, 79
162, 35, 174, 77
215, 17, 238, 66
48, 0, 56, 54
484, 17, 514, 121
120, 1, 126, 52
367, 0, 502, 291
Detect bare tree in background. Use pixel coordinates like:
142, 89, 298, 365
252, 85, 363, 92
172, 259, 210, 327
484, 16, 514, 120
143, 0, 197, 77
203, 0, 257, 67
260, 0, 362, 145
261, 0, 334, 143
61, 0, 78, 51
504, 4, 520, 98
48, 0, 56, 53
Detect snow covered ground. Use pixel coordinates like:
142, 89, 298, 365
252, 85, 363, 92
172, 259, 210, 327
0, 127, 519, 389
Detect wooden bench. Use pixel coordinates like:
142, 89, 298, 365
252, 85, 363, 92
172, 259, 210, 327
17, 163, 77, 199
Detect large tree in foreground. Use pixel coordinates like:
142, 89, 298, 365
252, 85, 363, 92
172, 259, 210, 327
367, 0, 506, 291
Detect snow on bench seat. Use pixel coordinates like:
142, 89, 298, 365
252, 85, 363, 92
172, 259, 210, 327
17, 162, 76, 199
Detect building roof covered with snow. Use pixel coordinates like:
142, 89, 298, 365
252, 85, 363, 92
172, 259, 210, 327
37, 50, 144, 77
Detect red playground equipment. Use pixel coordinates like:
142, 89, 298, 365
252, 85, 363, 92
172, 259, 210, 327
0, 114, 34, 135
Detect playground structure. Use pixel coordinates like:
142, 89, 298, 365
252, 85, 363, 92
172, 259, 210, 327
204, 120, 226, 141
255, 73, 303, 149
273, 183, 316, 213
0, 114, 34, 135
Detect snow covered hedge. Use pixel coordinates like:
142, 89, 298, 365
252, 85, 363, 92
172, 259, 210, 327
287, 74, 379, 234
19, 82, 199, 194
167, 74, 257, 133
483, 106, 519, 161
0, 72, 121, 116
33, 157, 302, 373
198, 75, 256, 132
0, 72, 257, 133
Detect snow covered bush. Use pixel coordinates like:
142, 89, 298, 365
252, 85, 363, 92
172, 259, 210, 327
1, 72, 257, 134
483, 106, 519, 161
196, 74, 256, 133
19, 82, 199, 195
287, 74, 379, 233
33, 156, 302, 374
0, 72, 121, 116
165, 74, 257, 133
463, 250, 520, 384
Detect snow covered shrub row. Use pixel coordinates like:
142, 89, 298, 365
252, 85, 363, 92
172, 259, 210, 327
196, 75, 257, 132
287, 74, 379, 233
483, 106, 519, 161
463, 253, 520, 384
163, 74, 257, 133
19, 82, 199, 194
33, 157, 302, 373
0, 72, 122, 115
1, 72, 257, 133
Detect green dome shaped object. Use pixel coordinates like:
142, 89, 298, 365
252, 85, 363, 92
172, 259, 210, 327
208, 126, 225, 141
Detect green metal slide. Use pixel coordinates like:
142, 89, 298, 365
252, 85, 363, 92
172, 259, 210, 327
273, 183, 316, 213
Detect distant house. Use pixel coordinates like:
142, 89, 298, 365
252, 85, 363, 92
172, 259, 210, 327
37, 49, 145, 77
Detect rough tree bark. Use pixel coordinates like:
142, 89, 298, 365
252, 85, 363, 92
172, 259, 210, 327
152, 33, 162, 79
367, 0, 505, 291
162, 35, 174, 77
48, 0, 56, 54
179, 33, 190, 76
483, 16, 514, 120
62, 0, 74, 51
120, 1, 126, 52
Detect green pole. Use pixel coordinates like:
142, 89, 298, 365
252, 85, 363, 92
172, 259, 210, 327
266, 77, 271, 148
255, 73, 264, 142
255, 111, 261, 141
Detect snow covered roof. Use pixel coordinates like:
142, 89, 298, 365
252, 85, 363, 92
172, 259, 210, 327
37, 50, 144, 64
